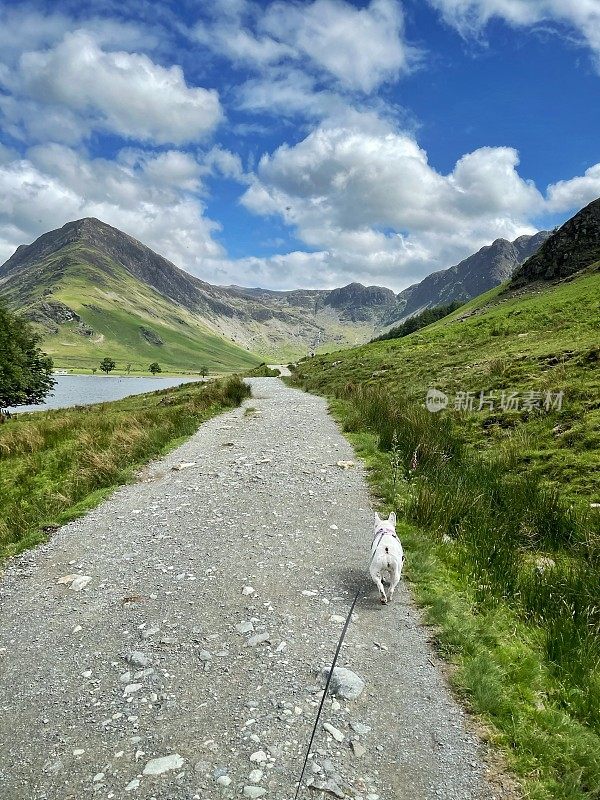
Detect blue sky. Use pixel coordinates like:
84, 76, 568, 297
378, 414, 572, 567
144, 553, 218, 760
0, 0, 599, 291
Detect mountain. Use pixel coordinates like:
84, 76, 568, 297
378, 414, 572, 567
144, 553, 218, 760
0, 219, 263, 373
386, 231, 550, 327
511, 197, 600, 287
0, 218, 399, 367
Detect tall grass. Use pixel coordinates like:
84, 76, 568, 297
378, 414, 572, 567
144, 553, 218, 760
336, 383, 600, 733
0, 376, 250, 559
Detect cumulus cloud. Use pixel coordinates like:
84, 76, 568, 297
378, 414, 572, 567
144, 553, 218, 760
429, 0, 600, 69
546, 163, 600, 212
0, 5, 160, 60
13, 32, 222, 145
236, 120, 556, 287
1, 133, 598, 292
261, 0, 415, 92
193, 0, 417, 92
0, 144, 225, 269
242, 122, 542, 242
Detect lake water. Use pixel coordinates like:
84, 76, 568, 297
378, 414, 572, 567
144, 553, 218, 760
8, 374, 203, 413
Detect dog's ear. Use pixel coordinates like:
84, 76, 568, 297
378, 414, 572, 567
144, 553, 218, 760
374, 511, 381, 524
388, 511, 396, 525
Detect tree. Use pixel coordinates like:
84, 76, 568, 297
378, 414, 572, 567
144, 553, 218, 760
149, 362, 161, 375
0, 303, 54, 411
126, 363, 132, 375
99, 357, 116, 375
200, 365, 208, 378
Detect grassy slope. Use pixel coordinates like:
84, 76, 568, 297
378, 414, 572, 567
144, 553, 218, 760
292, 267, 600, 800
0, 376, 250, 560
2, 244, 261, 373
295, 268, 600, 502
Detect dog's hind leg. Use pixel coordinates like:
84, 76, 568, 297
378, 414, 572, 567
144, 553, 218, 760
388, 562, 402, 602
372, 570, 388, 604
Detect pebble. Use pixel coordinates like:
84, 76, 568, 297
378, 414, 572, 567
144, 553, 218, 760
350, 721, 371, 735
323, 723, 344, 742
243, 787, 266, 798
142, 754, 184, 775
351, 740, 367, 758
127, 651, 152, 668
236, 621, 254, 634
308, 778, 345, 798
247, 632, 270, 647
248, 768, 263, 783
125, 779, 140, 791
216, 775, 232, 787
320, 667, 365, 700
249, 750, 267, 764
70, 575, 92, 591
242, 586, 255, 596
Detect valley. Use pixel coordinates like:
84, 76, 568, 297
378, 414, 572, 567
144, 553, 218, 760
0, 218, 549, 370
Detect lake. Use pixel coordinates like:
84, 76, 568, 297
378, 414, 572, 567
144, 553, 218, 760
8, 374, 203, 413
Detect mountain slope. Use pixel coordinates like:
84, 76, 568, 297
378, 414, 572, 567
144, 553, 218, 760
292, 202, 599, 501
0, 232, 262, 373
387, 231, 550, 326
511, 196, 600, 286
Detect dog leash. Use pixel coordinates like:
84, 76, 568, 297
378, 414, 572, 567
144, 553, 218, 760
293, 531, 386, 799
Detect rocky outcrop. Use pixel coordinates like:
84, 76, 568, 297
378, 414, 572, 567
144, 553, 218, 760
511, 197, 600, 287
139, 326, 164, 346
22, 300, 80, 333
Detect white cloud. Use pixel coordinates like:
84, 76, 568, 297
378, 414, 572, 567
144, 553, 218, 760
6, 31, 222, 145
1, 132, 598, 292
0, 6, 160, 60
429, 1, 600, 69
261, 0, 415, 92
193, 0, 416, 92
0, 144, 224, 269
546, 163, 600, 212
237, 120, 548, 287
243, 122, 542, 237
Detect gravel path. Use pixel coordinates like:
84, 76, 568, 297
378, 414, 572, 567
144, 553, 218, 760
0, 379, 504, 800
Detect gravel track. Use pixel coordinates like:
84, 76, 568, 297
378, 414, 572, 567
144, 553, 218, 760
0, 378, 504, 800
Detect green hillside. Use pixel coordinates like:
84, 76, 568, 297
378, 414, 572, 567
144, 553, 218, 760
292, 266, 600, 800
1, 243, 261, 373
295, 268, 600, 501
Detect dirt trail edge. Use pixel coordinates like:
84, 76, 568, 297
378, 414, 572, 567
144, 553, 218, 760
0, 378, 505, 800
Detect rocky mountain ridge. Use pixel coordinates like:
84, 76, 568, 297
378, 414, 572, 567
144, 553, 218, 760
389, 231, 551, 326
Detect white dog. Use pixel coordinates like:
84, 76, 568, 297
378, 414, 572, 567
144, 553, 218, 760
370, 512, 404, 604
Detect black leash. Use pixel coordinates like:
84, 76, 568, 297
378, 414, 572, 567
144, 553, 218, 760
293, 531, 386, 799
